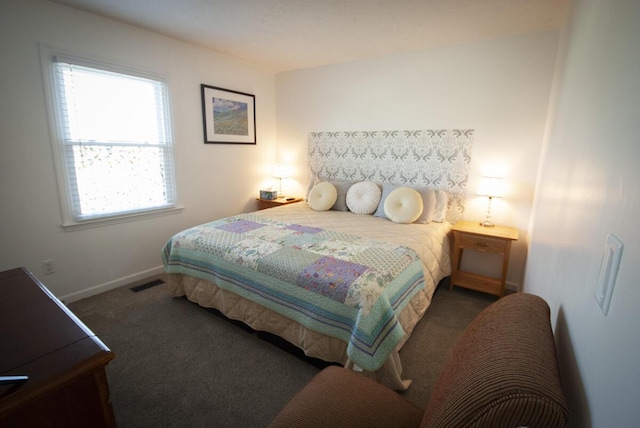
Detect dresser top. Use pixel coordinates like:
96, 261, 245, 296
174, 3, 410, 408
0, 268, 113, 401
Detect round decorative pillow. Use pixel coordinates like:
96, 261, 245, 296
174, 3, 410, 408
384, 187, 424, 223
346, 181, 381, 214
308, 182, 338, 211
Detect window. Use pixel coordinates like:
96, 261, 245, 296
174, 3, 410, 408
45, 50, 177, 228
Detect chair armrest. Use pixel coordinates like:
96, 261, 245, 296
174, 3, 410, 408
422, 293, 568, 428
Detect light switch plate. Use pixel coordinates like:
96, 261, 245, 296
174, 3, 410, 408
594, 233, 623, 316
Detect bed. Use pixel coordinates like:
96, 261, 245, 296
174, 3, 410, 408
162, 129, 473, 390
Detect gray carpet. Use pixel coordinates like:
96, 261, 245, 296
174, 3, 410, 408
68, 276, 495, 428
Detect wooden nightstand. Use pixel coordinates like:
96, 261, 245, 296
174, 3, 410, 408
257, 197, 303, 210
450, 221, 519, 297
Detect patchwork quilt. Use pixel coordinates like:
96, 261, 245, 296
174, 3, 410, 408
162, 213, 425, 371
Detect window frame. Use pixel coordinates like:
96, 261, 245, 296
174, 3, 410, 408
40, 46, 182, 231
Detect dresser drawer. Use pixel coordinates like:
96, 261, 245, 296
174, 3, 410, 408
457, 233, 507, 254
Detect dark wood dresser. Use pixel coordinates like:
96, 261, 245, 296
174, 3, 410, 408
0, 267, 115, 427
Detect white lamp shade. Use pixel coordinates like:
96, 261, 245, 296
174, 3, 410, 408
272, 164, 291, 179
477, 176, 505, 198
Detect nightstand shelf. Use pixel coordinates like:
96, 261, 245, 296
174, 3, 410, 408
257, 197, 303, 210
450, 221, 519, 297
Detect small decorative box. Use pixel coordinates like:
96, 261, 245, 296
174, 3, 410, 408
260, 190, 278, 200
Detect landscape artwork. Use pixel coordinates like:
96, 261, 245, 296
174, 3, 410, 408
201, 84, 256, 144
212, 98, 248, 136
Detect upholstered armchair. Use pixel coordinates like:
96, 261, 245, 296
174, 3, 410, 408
269, 293, 568, 428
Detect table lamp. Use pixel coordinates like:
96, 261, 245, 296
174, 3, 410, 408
477, 176, 504, 227
272, 164, 290, 197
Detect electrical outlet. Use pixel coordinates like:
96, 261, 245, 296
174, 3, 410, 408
42, 259, 55, 275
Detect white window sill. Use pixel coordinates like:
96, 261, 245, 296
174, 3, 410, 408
61, 205, 184, 232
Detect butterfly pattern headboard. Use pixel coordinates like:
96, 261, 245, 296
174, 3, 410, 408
308, 129, 474, 223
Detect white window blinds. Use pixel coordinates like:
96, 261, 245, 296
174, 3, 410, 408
50, 54, 177, 222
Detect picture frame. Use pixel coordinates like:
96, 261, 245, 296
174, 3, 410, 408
201, 84, 256, 144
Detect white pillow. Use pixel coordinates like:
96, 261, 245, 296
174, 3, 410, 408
346, 181, 381, 214
383, 187, 423, 224
308, 182, 338, 211
433, 190, 449, 222
415, 188, 437, 224
305, 174, 319, 201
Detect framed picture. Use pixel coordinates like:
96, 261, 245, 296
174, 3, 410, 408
201, 84, 256, 144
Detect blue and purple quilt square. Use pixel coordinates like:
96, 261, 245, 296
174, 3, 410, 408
297, 256, 368, 303
216, 219, 265, 234
286, 224, 323, 234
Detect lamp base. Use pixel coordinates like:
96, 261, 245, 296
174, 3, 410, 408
480, 220, 495, 227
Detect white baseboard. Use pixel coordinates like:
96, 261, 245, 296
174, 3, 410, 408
505, 280, 520, 293
61, 265, 165, 304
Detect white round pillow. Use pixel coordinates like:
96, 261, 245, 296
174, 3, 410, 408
346, 181, 381, 214
308, 182, 338, 211
383, 187, 423, 223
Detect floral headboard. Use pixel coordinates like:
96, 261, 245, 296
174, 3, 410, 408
308, 129, 474, 223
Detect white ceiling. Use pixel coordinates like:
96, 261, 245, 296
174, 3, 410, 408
50, 0, 570, 73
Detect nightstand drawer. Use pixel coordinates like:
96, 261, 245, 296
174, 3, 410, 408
458, 234, 507, 254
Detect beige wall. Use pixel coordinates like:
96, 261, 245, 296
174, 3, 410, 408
0, 0, 277, 300
275, 32, 560, 289
526, 0, 640, 426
